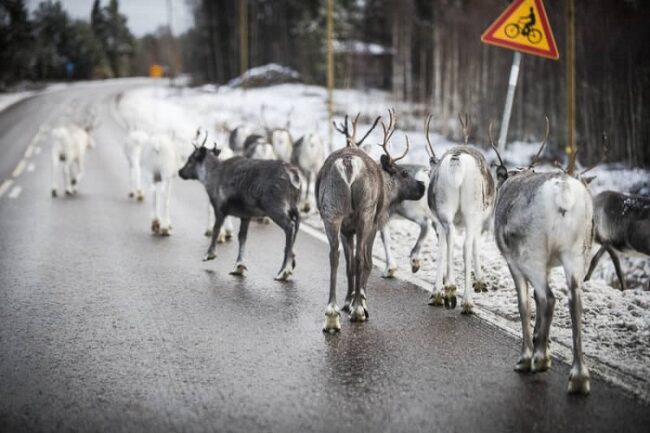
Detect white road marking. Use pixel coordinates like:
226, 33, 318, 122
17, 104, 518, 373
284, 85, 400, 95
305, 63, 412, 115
0, 179, 14, 198
24, 144, 34, 159
27, 162, 36, 172
34, 146, 42, 155
8, 185, 22, 199
12, 160, 26, 178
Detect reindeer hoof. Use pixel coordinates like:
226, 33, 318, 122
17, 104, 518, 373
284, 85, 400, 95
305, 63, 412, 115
567, 369, 590, 395
160, 227, 171, 237
65, 189, 74, 196
202, 252, 216, 262
229, 263, 247, 276
216, 233, 226, 243
531, 354, 552, 373
128, 192, 134, 198
473, 280, 488, 293
428, 291, 444, 306
411, 259, 421, 273
349, 305, 368, 322
136, 192, 144, 202
274, 268, 292, 281
382, 267, 397, 279
151, 219, 161, 234
225, 230, 233, 241
323, 305, 341, 333
443, 286, 457, 309
51, 189, 58, 198
71, 178, 77, 186
514, 357, 532, 372
301, 203, 311, 213
460, 301, 474, 315
204, 229, 213, 237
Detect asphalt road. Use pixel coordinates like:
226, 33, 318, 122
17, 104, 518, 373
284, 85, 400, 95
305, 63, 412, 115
0, 82, 648, 433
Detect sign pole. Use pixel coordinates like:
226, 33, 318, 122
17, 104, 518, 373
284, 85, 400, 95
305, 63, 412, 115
566, 0, 576, 171
497, 50, 522, 154
326, 0, 334, 153
239, 0, 248, 92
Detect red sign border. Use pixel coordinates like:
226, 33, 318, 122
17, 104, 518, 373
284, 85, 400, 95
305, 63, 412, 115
481, 0, 559, 60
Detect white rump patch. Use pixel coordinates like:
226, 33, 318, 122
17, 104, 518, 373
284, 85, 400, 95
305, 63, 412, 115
334, 156, 363, 186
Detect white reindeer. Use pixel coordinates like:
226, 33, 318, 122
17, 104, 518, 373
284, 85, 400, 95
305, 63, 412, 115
50, 116, 97, 197
291, 131, 326, 213
228, 125, 253, 154
124, 127, 148, 201
141, 131, 180, 236
490, 120, 594, 394
426, 114, 496, 314
261, 104, 294, 163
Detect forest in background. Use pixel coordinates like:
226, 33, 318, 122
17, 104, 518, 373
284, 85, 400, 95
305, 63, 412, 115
183, 0, 650, 167
1, 0, 649, 166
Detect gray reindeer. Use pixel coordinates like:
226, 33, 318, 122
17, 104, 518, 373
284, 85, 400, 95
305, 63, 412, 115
585, 191, 650, 290
317, 110, 425, 333
490, 120, 594, 394
178, 130, 302, 281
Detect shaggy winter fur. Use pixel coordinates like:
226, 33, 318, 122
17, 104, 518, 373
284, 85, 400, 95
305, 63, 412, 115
494, 170, 594, 394
291, 132, 326, 212
427, 146, 495, 313
179, 147, 302, 280
585, 191, 650, 290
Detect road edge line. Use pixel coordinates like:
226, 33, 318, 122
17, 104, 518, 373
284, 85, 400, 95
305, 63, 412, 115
298, 221, 649, 403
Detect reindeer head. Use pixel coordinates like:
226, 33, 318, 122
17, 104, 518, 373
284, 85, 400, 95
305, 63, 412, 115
178, 127, 218, 180
377, 109, 426, 203
489, 116, 550, 188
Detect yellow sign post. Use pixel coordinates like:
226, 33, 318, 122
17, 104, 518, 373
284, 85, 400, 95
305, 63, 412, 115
149, 64, 164, 78
481, 0, 559, 154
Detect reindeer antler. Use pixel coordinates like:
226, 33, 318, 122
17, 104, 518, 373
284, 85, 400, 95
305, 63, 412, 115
333, 115, 351, 145
333, 113, 380, 147
193, 127, 208, 148
379, 108, 396, 149
357, 115, 381, 146
458, 112, 471, 145
424, 112, 436, 161
378, 109, 409, 162
488, 121, 505, 168
528, 116, 550, 169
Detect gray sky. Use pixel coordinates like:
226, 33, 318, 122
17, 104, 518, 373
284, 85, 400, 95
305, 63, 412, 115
26, 0, 194, 37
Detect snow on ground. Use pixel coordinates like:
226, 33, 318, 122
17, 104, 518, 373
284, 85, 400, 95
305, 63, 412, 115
0, 90, 35, 113
119, 82, 650, 401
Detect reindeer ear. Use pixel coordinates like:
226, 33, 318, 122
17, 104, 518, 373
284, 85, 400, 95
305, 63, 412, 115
496, 166, 509, 184
582, 175, 596, 185
380, 154, 396, 174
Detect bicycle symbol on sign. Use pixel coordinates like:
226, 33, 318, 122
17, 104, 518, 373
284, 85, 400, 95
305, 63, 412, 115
505, 7, 542, 44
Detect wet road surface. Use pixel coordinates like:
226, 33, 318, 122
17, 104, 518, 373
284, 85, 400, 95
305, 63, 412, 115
0, 82, 648, 432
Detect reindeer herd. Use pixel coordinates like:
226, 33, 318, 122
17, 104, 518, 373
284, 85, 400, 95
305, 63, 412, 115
46, 104, 650, 397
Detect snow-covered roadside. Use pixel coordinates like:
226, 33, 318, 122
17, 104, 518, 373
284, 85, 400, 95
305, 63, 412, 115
119, 82, 650, 401
0, 90, 36, 113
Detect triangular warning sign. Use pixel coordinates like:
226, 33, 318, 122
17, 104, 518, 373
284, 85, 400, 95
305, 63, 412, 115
481, 0, 559, 60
